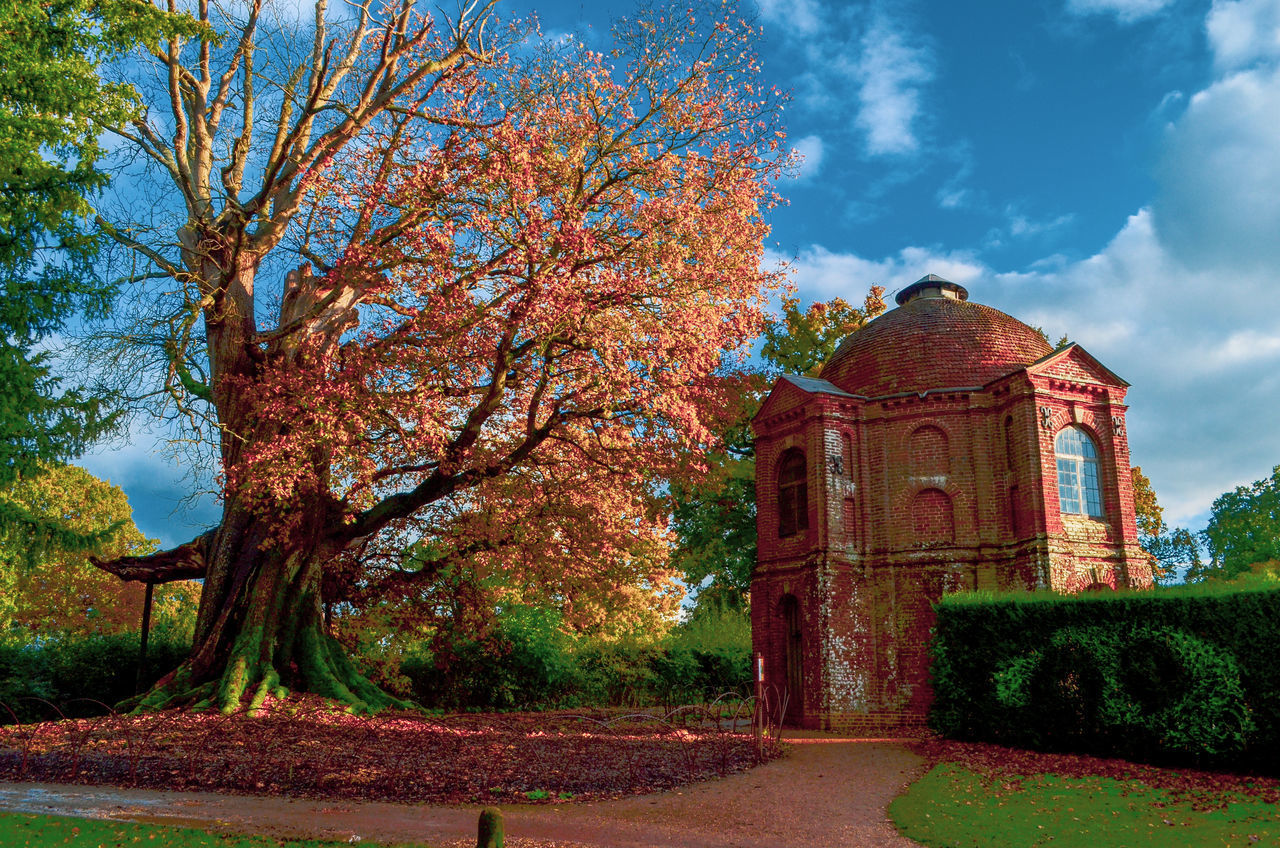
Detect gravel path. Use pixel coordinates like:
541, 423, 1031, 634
0, 734, 925, 847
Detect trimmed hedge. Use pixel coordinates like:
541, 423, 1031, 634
930, 584, 1280, 769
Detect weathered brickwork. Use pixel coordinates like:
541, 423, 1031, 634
752, 276, 1152, 734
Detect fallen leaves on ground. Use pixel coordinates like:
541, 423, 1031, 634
0, 699, 777, 805
912, 737, 1280, 810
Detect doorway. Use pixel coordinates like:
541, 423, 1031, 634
780, 594, 803, 725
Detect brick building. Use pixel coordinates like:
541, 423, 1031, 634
750, 274, 1153, 733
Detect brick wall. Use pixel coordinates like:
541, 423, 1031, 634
751, 346, 1151, 735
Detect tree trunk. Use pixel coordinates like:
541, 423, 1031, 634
132, 497, 401, 714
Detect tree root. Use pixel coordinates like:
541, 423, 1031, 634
123, 632, 413, 716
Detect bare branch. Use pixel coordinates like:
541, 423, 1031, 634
95, 216, 187, 282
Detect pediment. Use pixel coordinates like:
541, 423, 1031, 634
754, 374, 858, 424
1026, 343, 1128, 387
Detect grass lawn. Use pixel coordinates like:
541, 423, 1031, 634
0, 812, 423, 848
890, 763, 1280, 847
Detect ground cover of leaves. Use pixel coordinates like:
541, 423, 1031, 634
0, 700, 774, 805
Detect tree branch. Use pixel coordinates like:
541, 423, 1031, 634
90, 531, 214, 583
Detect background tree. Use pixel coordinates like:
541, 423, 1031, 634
760, 290, 887, 376
86, 0, 788, 712
0, 0, 201, 538
1130, 465, 1201, 583
1192, 465, 1280, 582
0, 464, 201, 636
672, 288, 886, 612
325, 470, 685, 691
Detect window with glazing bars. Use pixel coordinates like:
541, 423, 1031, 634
1055, 426, 1104, 517
777, 449, 809, 537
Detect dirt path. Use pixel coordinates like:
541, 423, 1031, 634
0, 735, 925, 848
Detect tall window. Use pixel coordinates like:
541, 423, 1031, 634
1055, 426, 1104, 517
777, 448, 809, 538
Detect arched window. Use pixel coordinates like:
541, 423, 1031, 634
777, 449, 809, 538
1055, 426, 1104, 517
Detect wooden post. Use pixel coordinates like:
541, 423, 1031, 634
753, 652, 764, 756
135, 581, 154, 694
477, 807, 504, 848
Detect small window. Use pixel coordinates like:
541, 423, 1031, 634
1055, 426, 1104, 517
777, 449, 809, 538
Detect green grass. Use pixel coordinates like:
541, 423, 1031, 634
0, 812, 425, 847
890, 764, 1280, 847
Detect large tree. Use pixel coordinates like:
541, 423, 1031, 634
88, 0, 787, 712
1130, 465, 1201, 583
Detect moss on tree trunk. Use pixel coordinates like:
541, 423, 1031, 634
128, 505, 404, 715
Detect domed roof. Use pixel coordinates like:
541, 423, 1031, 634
819, 275, 1053, 397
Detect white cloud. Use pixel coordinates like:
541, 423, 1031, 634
792, 135, 826, 180
783, 204, 1280, 528
1065, 0, 1176, 23
1005, 206, 1076, 238
753, 3, 934, 161
1154, 65, 1280, 271
854, 14, 934, 156
935, 148, 979, 211
1206, 0, 1280, 71
780, 243, 984, 304
1203, 328, 1280, 368
756, 0, 824, 37
755, 0, 820, 35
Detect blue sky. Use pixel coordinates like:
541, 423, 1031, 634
77, 0, 1280, 546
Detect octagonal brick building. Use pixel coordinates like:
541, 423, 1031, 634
750, 274, 1154, 733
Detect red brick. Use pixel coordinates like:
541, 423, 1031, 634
751, 279, 1151, 734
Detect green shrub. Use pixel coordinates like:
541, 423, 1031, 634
1024, 625, 1126, 750
663, 604, 751, 701
398, 604, 752, 711
401, 607, 589, 710
0, 629, 190, 722
651, 644, 700, 705
930, 584, 1276, 769
574, 639, 662, 707
1119, 627, 1252, 759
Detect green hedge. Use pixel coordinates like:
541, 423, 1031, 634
0, 630, 191, 723
930, 584, 1280, 768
